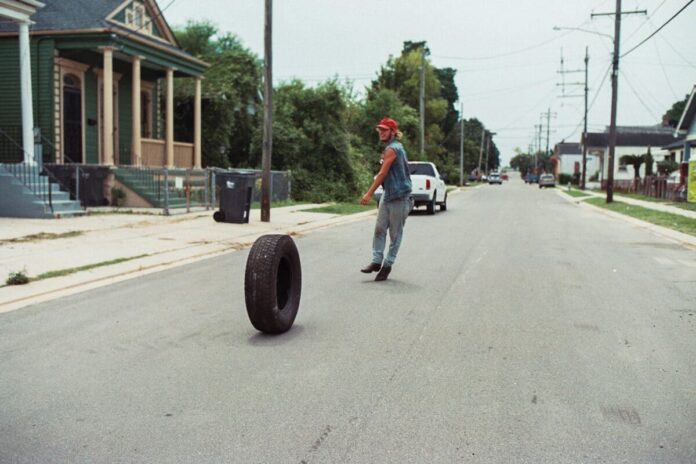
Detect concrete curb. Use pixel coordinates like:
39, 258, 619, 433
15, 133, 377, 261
0, 207, 378, 314
556, 190, 696, 250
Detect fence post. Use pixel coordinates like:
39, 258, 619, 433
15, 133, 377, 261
204, 168, 210, 210
163, 168, 170, 216
75, 164, 80, 204
211, 171, 217, 209
287, 169, 292, 200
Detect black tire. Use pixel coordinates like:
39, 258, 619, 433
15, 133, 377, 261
213, 210, 224, 222
427, 192, 436, 215
244, 234, 302, 334
439, 193, 447, 211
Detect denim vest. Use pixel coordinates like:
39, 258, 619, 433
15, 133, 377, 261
382, 139, 412, 202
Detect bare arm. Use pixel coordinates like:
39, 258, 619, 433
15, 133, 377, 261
360, 148, 397, 205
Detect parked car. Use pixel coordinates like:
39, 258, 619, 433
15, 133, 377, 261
525, 173, 538, 184
373, 161, 447, 214
538, 174, 556, 188
488, 173, 502, 184
501, 173, 509, 181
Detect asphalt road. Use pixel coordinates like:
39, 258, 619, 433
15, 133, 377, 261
1, 179, 695, 463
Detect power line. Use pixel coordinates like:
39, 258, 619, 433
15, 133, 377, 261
621, 0, 667, 44
621, 0, 695, 57
561, 61, 611, 141
619, 69, 659, 120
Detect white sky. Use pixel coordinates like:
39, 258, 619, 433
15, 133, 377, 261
165, 0, 696, 166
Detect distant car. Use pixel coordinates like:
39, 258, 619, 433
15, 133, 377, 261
467, 174, 477, 182
488, 173, 502, 184
501, 174, 509, 181
525, 173, 538, 184
538, 174, 556, 188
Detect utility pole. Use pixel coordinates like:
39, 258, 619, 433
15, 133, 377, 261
459, 103, 464, 186
261, 0, 272, 222
592, 2, 646, 203
477, 126, 485, 178
541, 108, 557, 157
557, 47, 590, 189
485, 135, 490, 175
419, 46, 426, 157
582, 46, 589, 190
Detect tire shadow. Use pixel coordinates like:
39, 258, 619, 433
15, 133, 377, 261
246, 324, 306, 346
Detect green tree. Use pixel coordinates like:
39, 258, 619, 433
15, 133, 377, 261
250, 80, 361, 202
644, 146, 654, 176
663, 94, 689, 128
619, 154, 645, 179
173, 21, 262, 168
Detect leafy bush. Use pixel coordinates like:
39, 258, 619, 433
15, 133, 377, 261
6, 269, 29, 285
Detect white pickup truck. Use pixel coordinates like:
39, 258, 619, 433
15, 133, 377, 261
374, 161, 447, 214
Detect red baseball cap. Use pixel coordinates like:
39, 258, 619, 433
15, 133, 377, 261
376, 117, 399, 132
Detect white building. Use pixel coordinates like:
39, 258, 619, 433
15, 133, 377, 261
552, 142, 600, 180
582, 126, 680, 184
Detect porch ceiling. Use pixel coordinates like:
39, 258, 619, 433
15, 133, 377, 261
55, 32, 206, 78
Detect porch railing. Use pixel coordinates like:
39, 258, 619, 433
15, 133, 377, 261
141, 138, 194, 168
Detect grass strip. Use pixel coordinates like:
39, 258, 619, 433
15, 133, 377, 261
584, 198, 696, 237
304, 203, 376, 215
559, 187, 594, 198
33, 254, 150, 281
250, 200, 306, 210
0, 231, 83, 245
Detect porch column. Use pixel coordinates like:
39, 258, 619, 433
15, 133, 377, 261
165, 68, 174, 167
131, 56, 142, 166
18, 21, 35, 165
103, 46, 114, 166
194, 77, 202, 169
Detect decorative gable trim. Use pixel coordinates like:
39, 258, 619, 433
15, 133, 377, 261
106, 0, 177, 46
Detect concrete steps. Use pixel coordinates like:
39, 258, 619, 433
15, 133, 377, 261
0, 164, 85, 218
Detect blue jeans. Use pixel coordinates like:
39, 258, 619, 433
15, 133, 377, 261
372, 196, 413, 267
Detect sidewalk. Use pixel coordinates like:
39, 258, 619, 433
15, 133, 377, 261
0, 203, 378, 313
563, 188, 696, 220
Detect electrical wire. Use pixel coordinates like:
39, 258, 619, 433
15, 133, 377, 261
619, 69, 660, 120
621, 0, 695, 58
560, 61, 612, 141
621, 0, 668, 45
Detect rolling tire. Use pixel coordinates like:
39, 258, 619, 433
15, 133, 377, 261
427, 192, 436, 215
244, 234, 302, 334
213, 210, 225, 222
439, 193, 447, 211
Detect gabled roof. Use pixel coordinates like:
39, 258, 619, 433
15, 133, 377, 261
676, 85, 696, 134
0, 0, 178, 47
555, 142, 581, 155
583, 125, 679, 148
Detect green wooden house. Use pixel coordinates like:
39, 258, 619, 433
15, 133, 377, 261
0, 0, 207, 169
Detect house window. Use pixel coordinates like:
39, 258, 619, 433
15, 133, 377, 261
125, 2, 152, 34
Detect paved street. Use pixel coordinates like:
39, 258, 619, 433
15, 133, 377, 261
1, 179, 695, 463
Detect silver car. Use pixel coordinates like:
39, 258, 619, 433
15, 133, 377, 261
538, 174, 556, 188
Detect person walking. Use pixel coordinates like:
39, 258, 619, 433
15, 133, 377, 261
360, 117, 413, 281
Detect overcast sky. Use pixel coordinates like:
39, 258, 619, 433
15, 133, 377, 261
165, 0, 696, 165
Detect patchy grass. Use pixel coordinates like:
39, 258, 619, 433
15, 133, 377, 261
250, 200, 307, 210
673, 202, 696, 212
33, 254, 150, 281
559, 187, 594, 198
584, 198, 696, 237
88, 209, 160, 216
6, 269, 30, 286
0, 231, 83, 245
304, 203, 376, 215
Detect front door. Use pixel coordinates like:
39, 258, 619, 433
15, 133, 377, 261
63, 74, 82, 163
